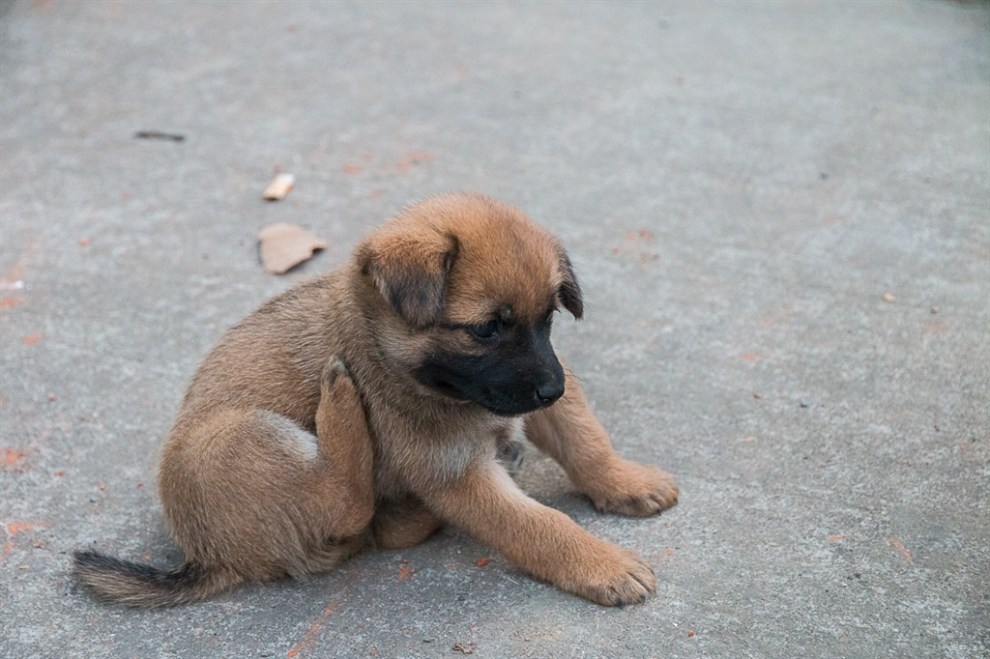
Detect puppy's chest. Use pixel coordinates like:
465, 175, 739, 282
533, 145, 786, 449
370, 414, 518, 497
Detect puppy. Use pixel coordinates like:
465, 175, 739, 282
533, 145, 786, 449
73, 194, 678, 607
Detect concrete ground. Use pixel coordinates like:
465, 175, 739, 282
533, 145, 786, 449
1, 1, 988, 657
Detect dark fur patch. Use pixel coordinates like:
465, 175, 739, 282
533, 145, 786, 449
414, 322, 564, 416
361, 232, 460, 328
73, 550, 213, 607
558, 253, 584, 319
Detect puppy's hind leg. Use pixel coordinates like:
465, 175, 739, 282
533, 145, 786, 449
288, 358, 376, 576
309, 358, 376, 538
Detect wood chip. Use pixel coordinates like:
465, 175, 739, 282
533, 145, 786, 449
257, 223, 327, 274
263, 173, 295, 201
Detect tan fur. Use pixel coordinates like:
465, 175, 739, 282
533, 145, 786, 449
73, 193, 677, 607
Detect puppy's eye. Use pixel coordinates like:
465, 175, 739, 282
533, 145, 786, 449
468, 320, 499, 342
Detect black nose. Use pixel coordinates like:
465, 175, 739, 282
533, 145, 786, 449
535, 381, 564, 406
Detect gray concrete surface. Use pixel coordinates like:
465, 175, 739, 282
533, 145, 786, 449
1, 1, 988, 657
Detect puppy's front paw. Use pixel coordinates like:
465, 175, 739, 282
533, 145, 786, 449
587, 460, 678, 517
566, 543, 656, 606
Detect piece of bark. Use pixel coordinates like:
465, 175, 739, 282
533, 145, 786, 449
263, 173, 295, 201
257, 223, 327, 274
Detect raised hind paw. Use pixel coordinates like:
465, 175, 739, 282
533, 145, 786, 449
320, 357, 353, 393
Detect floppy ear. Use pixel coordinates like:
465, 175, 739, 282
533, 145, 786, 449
557, 250, 584, 319
357, 228, 460, 328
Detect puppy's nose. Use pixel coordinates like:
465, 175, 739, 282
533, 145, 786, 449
535, 381, 564, 406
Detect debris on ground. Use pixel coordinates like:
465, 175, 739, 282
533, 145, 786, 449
263, 173, 295, 201
452, 641, 476, 654
257, 223, 326, 274
0, 280, 25, 291
133, 130, 185, 142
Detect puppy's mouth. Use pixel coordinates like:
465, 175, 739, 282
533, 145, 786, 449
418, 375, 551, 417
476, 397, 546, 417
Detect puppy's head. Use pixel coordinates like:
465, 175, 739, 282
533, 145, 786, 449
357, 194, 582, 416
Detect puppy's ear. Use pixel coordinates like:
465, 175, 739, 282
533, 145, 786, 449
357, 228, 460, 328
557, 250, 583, 319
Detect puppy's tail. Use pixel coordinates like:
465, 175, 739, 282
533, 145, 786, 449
72, 550, 241, 608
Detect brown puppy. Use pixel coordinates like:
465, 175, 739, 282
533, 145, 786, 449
73, 194, 678, 607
